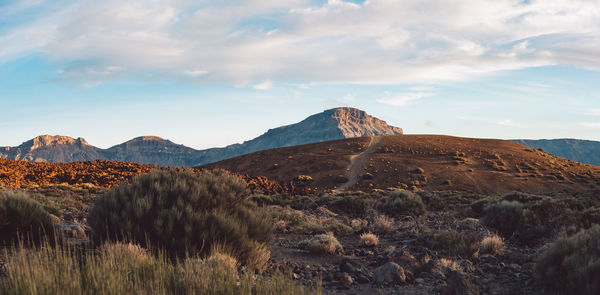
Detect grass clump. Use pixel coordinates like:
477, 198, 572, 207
328, 195, 373, 216
0, 190, 56, 245
87, 169, 273, 269
535, 225, 600, 295
360, 232, 379, 247
480, 234, 505, 255
298, 233, 344, 255
379, 190, 426, 217
270, 206, 352, 235
0, 240, 314, 295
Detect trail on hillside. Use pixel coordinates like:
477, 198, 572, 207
337, 136, 383, 191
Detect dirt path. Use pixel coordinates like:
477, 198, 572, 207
337, 136, 383, 191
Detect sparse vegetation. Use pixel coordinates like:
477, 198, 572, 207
87, 169, 273, 269
0, 191, 56, 245
431, 230, 480, 258
0, 240, 312, 295
536, 225, 600, 295
360, 232, 379, 247
480, 234, 505, 254
270, 206, 352, 235
379, 190, 426, 216
372, 214, 395, 232
298, 233, 344, 255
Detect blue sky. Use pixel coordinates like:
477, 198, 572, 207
1, 0, 599, 149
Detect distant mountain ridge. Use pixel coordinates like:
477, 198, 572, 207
511, 138, 600, 166
0, 107, 404, 166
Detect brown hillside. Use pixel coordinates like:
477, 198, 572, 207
202, 135, 600, 194
0, 159, 310, 195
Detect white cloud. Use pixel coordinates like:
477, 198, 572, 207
377, 91, 430, 106
253, 79, 273, 90
1, 0, 600, 86
496, 119, 522, 127
578, 122, 600, 129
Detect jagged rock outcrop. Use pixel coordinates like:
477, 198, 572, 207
0, 107, 403, 166
0, 135, 104, 162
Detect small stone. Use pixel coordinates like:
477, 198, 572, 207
292, 273, 301, 280
374, 262, 406, 285
339, 272, 353, 286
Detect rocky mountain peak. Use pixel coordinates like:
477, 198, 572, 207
309, 107, 403, 137
30, 135, 88, 150
130, 136, 166, 142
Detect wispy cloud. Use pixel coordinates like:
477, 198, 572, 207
253, 79, 273, 90
1, 0, 599, 87
377, 91, 430, 106
578, 122, 600, 129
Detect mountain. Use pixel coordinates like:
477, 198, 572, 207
0, 135, 104, 162
203, 135, 600, 194
0, 107, 403, 166
194, 107, 403, 165
512, 139, 600, 166
104, 136, 201, 167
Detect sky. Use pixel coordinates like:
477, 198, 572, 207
0, 0, 599, 149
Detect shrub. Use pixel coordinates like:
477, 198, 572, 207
360, 232, 379, 247
328, 195, 373, 216
536, 225, 600, 295
87, 169, 273, 269
482, 201, 524, 236
0, 191, 55, 245
480, 235, 505, 255
372, 215, 395, 232
431, 230, 480, 258
379, 190, 426, 217
298, 233, 344, 255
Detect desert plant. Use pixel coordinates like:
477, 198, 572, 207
432, 230, 480, 258
270, 206, 352, 235
480, 234, 505, 255
0, 191, 55, 245
87, 169, 273, 269
0, 240, 313, 295
328, 195, 373, 216
298, 233, 344, 255
360, 232, 379, 247
372, 215, 395, 232
482, 201, 524, 236
379, 190, 426, 217
535, 225, 600, 295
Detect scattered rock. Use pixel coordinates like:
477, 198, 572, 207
374, 262, 406, 285
339, 272, 354, 286
442, 270, 479, 295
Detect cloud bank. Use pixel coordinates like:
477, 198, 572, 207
1, 0, 599, 86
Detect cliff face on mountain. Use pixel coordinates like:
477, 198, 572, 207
512, 139, 600, 166
0, 135, 104, 162
0, 108, 403, 166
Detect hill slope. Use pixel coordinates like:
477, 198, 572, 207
104, 136, 202, 167
202, 135, 600, 194
513, 138, 600, 166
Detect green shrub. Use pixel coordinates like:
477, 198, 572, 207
481, 193, 600, 245
536, 225, 600, 295
87, 169, 273, 269
328, 195, 373, 216
270, 206, 352, 235
379, 190, 426, 216
482, 201, 524, 236
431, 230, 481, 258
0, 191, 55, 245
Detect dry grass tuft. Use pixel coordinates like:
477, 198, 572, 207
372, 215, 395, 232
298, 233, 344, 255
360, 232, 379, 247
480, 234, 505, 255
